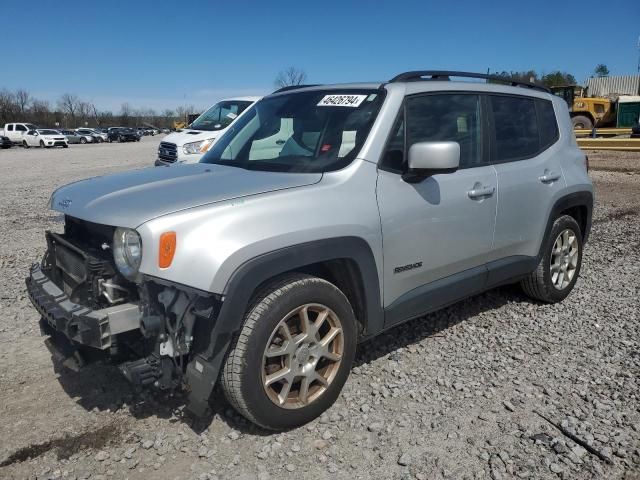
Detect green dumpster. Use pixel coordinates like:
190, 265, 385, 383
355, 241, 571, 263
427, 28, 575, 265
617, 96, 640, 127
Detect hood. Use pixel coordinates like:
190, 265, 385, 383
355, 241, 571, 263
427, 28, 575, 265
50, 164, 322, 228
162, 129, 220, 146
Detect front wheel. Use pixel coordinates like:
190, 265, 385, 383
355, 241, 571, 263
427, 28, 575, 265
23, 140, 29, 149
108, 137, 113, 143
221, 273, 357, 430
80, 137, 87, 144
521, 215, 583, 303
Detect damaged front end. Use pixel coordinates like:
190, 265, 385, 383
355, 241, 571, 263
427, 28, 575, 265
25, 216, 219, 395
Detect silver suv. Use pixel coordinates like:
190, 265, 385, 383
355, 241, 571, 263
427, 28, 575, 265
26, 71, 593, 430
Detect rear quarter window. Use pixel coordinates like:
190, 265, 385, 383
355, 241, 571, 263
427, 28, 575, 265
536, 99, 559, 150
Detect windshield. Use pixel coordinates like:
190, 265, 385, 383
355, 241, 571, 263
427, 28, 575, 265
201, 90, 385, 173
39, 129, 59, 135
190, 100, 254, 131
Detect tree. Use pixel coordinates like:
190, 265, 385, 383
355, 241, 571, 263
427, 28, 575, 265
540, 71, 577, 87
57, 93, 80, 126
15, 89, 30, 115
119, 102, 132, 126
594, 64, 609, 77
274, 67, 307, 88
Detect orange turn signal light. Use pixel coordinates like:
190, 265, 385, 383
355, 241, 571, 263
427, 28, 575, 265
158, 232, 176, 268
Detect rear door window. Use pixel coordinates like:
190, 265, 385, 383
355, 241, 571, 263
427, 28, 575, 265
490, 95, 539, 162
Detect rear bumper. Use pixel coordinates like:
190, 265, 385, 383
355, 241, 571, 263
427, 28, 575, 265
26, 263, 141, 350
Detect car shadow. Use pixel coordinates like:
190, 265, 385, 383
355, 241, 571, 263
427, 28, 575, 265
49, 284, 529, 436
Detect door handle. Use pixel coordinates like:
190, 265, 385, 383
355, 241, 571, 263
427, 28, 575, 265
276, 140, 286, 145
467, 185, 495, 199
539, 171, 561, 183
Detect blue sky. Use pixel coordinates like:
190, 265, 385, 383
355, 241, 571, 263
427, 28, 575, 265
2, 0, 638, 112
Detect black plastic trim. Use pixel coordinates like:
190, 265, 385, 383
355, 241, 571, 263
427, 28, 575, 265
382, 255, 538, 329
184, 236, 383, 415
384, 265, 487, 327
542, 191, 594, 247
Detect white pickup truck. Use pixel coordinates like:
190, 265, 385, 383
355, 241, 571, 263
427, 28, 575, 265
3, 123, 39, 144
155, 97, 260, 166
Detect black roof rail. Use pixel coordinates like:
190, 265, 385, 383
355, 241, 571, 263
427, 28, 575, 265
271, 84, 320, 94
389, 70, 550, 93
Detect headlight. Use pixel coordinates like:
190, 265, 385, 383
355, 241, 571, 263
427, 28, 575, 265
182, 138, 215, 155
113, 227, 142, 281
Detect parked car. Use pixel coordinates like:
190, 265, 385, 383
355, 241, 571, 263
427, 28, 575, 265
25, 71, 592, 430
1, 135, 12, 149
156, 97, 260, 165
107, 127, 139, 142
76, 128, 105, 143
59, 129, 83, 144
3, 122, 39, 144
22, 129, 68, 148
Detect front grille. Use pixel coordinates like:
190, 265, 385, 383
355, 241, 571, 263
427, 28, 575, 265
158, 142, 177, 163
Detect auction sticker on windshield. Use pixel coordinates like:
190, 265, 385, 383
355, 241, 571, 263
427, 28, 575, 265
317, 94, 367, 108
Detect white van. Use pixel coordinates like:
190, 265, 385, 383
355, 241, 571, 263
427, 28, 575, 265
3, 123, 39, 144
155, 97, 260, 166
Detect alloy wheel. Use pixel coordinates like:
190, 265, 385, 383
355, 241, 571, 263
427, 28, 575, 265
262, 303, 344, 409
550, 228, 579, 290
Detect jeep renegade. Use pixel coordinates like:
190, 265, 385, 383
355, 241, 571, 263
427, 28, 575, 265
26, 71, 593, 430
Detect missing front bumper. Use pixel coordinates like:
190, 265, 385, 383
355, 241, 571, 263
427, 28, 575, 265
26, 263, 141, 350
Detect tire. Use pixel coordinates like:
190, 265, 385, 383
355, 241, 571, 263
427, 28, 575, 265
572, 115, 593, 130
221, 273, 357, 430
521, 215, 583, 303
40, 140, 45, 148
23, 140, 29, 149
108, 137, 113, 143
80, 137, 87, 144
118, 136, 123, 143
63, 144, 69, 148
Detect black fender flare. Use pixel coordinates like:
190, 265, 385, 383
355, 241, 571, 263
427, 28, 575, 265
185, 236, 382, 414
540, 191, 593, 259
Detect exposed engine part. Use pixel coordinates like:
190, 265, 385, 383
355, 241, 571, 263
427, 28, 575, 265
98, 277, 129, 304
140, 315, 162, 338
157, 287, 197, 357
120, 353, 178, 389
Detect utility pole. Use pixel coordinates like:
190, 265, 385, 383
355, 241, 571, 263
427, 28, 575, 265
637, 35, 640, 73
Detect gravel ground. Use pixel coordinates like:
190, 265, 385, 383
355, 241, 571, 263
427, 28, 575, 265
0, 142, 638, 480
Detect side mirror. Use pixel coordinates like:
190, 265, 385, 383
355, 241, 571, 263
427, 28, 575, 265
403, 141, 460, 182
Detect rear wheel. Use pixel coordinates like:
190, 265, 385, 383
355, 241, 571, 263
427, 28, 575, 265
80, 137, 87, 144
521, 215, 583, 303
221, 273, 357, 430
572, 115, 593, 130
108, 137, 113, 143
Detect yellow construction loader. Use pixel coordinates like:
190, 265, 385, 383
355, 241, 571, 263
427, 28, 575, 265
550, 85, 616, 129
